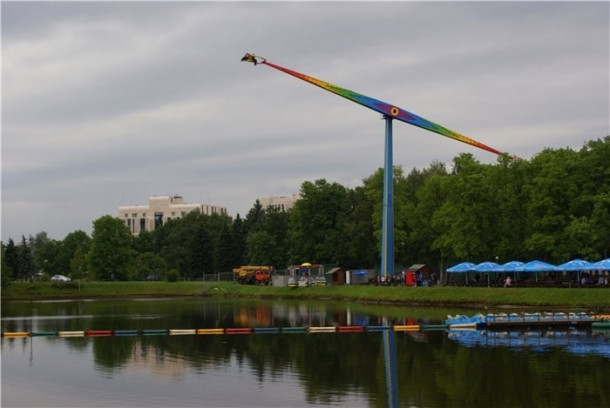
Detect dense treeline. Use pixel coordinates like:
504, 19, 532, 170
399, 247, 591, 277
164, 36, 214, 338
2, 137, 608, 285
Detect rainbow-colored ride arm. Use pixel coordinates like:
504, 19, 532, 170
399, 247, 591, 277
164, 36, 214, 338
241, 53, 503, 156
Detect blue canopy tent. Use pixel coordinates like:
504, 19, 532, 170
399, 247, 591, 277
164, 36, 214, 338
447, 262, 476, 272
496, 261, 524, 282
473, 262, 500, 271
473, 262, 501, 286
591, 259, 610, 285
444, 259, 609, 286
497, 261, 524, 272
517, 260, 558, 282
591, 258, 610, 271
557, 259, 593, 283
496, 261, 524, 285
557, 259, 593, 270
517, 260, 558, 272
574, 258, 610, 285
446, 262, 476, 284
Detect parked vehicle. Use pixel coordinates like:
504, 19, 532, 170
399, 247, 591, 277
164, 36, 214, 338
232, 266, 272, 285
50, 275, 71, 282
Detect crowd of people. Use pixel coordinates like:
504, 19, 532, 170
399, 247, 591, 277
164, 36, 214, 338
371, 270, 438, 287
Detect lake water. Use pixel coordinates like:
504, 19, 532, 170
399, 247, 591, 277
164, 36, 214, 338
2, 298, 609, 407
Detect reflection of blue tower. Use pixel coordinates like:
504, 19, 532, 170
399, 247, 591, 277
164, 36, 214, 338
383, 327, 399, 408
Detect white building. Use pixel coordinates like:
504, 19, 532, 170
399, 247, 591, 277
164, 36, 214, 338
256, 194, 301, 212
118, 195, 227, 235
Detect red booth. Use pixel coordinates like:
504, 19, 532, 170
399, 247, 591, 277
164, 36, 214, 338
405, 271, 417, 286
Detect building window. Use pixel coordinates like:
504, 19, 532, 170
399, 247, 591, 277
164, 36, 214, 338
140, 218, 146, 231
154, 212, 163, 229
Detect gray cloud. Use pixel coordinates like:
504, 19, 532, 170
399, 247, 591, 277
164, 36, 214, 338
2, 1, 608, 241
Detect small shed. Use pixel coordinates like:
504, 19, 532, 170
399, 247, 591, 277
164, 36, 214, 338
326, 267, 347, 285
350, 269, 375, 285
404, 264, 432, 286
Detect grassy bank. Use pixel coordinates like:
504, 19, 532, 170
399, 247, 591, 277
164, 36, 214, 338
2, 281, 609, 310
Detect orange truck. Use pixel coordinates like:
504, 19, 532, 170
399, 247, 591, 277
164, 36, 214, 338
233, 266, 273, 285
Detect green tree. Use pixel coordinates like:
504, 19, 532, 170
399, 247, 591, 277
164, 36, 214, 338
216, 223, 237, 272
35, 239, 63, 277
202, 213, 233, 272
18, 235, 35, 282
70, 245, 88, 281
486, 154, 529, 261
159, 211, 218, 278
524, 148, 579, 261
566, 137, 610, 259
258, 206, 290, 267
242, 201, 290, 268
408, 167, 449, 269
1, 242, 14, 287
362, 168, 384, 257
30, 232, 50, 273
159, 217, 192, 277
129, 252, 167, 281
246, 230, 277, 266
231, 214, 247, 267
57, 230, 91, 275
3, 239, 19, 281
431, 154, 495, 261
588, 192, 610, 258
133, 230, 156, 254
339, 186, 376, 269
244, 200, 265, 234
288, 179, 350, 264
88, 215, 133, 280
191, 222, 214, 279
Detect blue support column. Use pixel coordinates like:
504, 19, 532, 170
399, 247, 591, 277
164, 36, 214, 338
380, 115, 394, 281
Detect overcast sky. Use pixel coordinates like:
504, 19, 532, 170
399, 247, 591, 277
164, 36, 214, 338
2, 1, 609, 242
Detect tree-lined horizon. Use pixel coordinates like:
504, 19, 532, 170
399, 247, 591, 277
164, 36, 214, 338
3, 136, 608, 285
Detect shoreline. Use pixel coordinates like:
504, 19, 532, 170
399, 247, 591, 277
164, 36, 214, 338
2, 293, 609, 314
2, 282, 609, 312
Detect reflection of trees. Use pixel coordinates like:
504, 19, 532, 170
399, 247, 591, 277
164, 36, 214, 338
297, 333, 382, 406
5, 299, 609, 407
394, 334, 609, 407
92, 337, 136, 374
40, 328, 609, 407
83, 330, 609, 407
125, 324, 610, 407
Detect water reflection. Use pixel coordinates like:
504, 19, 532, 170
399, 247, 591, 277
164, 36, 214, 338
448, 329, 610, 358
3, 299, 610, 408
383, 329, 399, 408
